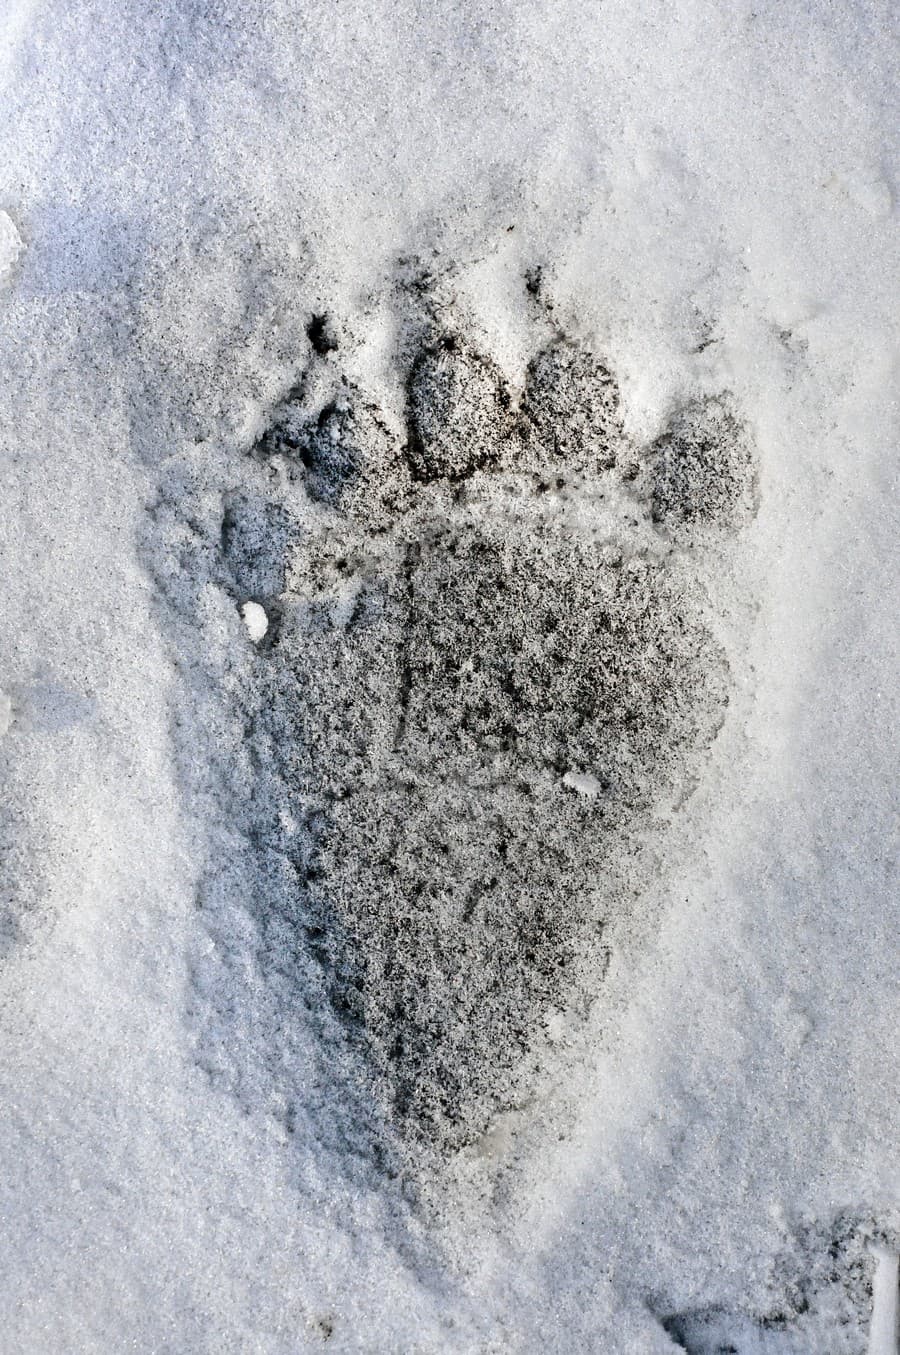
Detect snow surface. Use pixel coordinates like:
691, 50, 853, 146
0, 0, 897, 1352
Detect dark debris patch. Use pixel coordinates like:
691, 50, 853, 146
306, 312, 339, 356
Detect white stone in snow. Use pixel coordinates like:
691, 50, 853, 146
240, 601, 269, 643
562, 769, 606, 797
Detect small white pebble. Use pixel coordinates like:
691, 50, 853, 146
562, 769, 606, 797
0, 690, 12, 737
240, 600, 269, 643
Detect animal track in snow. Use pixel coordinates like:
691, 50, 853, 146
211, 299, 757, 1164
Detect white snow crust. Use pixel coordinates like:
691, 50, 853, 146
0, 0, 897, 1351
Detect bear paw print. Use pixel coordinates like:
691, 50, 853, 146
220, 308, 757, 1165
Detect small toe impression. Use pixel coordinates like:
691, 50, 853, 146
405, 337, 513, 482
651, 397, 757, 532
522, 341, 623, 472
